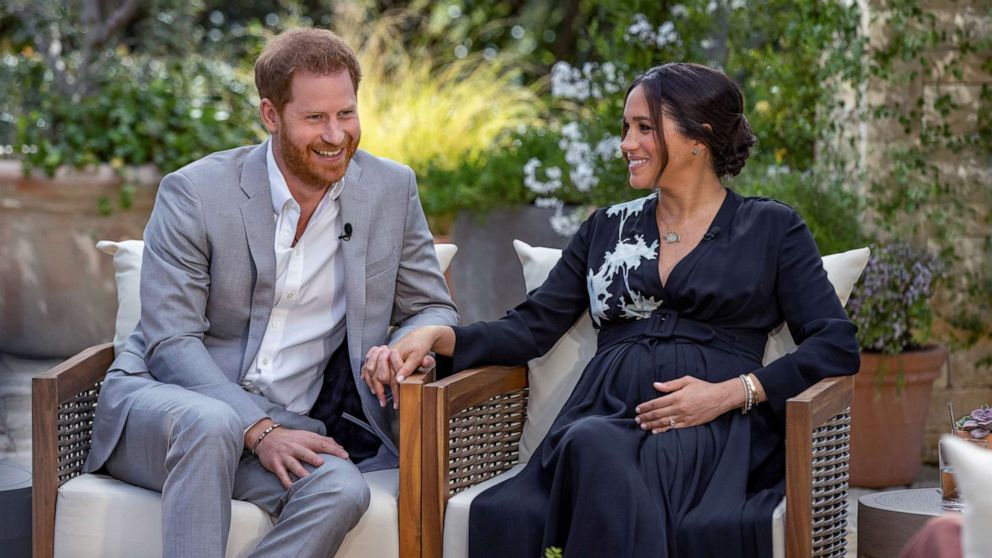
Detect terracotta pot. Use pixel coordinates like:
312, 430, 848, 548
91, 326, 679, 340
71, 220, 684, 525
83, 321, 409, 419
850, 345, 948, 488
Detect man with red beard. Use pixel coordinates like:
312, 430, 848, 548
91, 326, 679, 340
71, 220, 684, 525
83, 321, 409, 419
82, 28, 457, 557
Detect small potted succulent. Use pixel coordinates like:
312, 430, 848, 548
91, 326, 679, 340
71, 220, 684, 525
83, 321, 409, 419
846, 241, 947, 487
956, 405, 992, 443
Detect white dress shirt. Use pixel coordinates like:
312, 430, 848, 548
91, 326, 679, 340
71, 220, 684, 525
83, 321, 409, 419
242, 140, 348, 413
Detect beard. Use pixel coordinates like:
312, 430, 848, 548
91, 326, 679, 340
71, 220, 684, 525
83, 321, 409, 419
275, 131, 359, 190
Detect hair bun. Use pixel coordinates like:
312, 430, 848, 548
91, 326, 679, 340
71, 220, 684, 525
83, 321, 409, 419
714, 115, 756, 178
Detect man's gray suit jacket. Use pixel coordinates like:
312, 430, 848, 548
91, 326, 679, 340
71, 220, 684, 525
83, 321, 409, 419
84, 141, 458, 474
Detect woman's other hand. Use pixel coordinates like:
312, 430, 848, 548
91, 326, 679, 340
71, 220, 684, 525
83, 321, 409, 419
392, 325, 456, 382
634, 376, 743, 433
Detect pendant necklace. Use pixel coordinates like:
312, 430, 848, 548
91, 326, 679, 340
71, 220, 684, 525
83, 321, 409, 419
660, 216, 691, 244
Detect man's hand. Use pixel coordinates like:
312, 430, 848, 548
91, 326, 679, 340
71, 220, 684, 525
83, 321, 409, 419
361, 345, 436, 409
246, 419, 348, 489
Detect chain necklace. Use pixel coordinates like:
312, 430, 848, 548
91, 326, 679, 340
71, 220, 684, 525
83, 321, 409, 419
659, 216, 691, 244
658, 192, 725, 244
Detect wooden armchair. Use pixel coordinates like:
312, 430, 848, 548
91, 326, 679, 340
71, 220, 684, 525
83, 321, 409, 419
31, 342, 430, 558
419, 365, 854, 558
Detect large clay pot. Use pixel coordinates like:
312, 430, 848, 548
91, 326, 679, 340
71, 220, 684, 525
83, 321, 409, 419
850, 345, 948, 487
0, 162, 157, 357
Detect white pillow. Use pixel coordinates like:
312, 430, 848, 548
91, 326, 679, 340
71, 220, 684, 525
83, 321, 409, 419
96, 240, 145, 354
940, 435, 992, 558
513, 240, 869, 462
97, 240, 458, 355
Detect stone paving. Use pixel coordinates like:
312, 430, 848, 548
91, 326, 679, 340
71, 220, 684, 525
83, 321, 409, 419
0, 353, 61, 468
0, 352, 942, 556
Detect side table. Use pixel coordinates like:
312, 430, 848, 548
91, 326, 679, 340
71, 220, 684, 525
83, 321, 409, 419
0, 460, 31, 558
858, 488, 944, 558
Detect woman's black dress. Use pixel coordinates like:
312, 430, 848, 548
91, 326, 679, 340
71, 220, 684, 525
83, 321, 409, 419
448, 190, 860, 558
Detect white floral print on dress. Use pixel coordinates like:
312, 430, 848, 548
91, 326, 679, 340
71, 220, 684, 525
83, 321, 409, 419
587, 193, 663, 326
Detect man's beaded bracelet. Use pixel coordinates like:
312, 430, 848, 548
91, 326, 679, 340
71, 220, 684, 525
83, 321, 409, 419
250, 423, 282, 456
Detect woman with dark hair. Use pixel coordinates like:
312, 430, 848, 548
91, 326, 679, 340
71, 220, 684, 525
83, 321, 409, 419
385, 63, 860, 557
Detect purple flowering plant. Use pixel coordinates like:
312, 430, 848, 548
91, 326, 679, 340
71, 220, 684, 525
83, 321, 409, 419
956, 405, 992, 439
847, 241, 943, 354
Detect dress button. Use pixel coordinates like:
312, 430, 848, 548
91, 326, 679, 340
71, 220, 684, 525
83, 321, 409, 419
261, 357, 270, 366
287, 293, 295, 299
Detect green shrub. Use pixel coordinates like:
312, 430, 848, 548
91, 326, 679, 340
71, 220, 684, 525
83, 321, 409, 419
731, 168, 867, 256
9, 52, 263, 175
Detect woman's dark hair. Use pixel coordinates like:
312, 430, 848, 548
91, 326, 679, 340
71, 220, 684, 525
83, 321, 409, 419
624, 63, 756, 178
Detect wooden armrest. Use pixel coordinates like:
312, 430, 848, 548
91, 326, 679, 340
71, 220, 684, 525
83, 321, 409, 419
398, 369, 433, 558
427, 365, 527, 416
785, 375, 854, 558
420, 365, 527, 557
32, 342, 114, 558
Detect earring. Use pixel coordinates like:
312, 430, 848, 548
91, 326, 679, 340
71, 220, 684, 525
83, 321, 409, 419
692, 147, 702, 156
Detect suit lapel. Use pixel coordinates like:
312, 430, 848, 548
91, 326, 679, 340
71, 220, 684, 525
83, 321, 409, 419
338, 157, 368, 374
239, 141, 277, 377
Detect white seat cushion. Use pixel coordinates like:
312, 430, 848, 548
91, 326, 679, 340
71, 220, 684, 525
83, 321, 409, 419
443, 464, 526, 558
55, 470, 400, 558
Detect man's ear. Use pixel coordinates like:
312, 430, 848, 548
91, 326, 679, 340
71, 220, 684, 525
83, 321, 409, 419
259, 98, 279, 135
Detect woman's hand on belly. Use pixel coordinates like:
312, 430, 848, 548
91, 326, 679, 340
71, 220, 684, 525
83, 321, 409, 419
634, 376, 745, 433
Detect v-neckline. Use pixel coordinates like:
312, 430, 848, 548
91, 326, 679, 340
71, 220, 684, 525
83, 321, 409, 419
650, 189, 736, 292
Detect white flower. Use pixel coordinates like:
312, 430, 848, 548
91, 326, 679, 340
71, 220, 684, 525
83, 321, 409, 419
625, 14, 656, 44
534, 197, 562, 209
766, 165, 792, 178
605, 194, 653, 219
601, 62, 619, 93
570, 161, 598, 192
671, 4, 689, 17
730, 0, 747, 9
621, 290, 664, 319
656, 21, 679, 47
700, 38, 714, 50
523, 158, 563, 194
595, 136, 621, 160
706, 0, 719, 14
587, 268, 613, 326
550, 205, 585, 237
603, 236, 659, 279
551, 61, 591, 100
560, 121, 583, 142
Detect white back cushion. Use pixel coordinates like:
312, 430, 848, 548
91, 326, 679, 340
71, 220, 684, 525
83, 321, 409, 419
941, 435, 992, 558
96, 240, 458, 355
95, 240, 145, 354
514, 240, 869, 462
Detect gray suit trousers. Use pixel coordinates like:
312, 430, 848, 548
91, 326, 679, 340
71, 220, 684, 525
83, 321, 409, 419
104, 383, 371, 558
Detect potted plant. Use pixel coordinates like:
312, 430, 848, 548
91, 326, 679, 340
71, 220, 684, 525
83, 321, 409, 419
955, 405, 992, 445
847, 241, 946, 487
